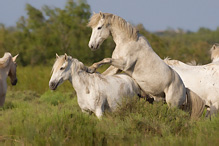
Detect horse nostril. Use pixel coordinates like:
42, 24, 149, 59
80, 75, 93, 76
49, 82, 57, 90
12, 79, 17, 86
50, 82, 55, 87
91, 45, 93, 49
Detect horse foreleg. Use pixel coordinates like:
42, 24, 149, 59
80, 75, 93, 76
102, 65, 121, 75
88, 59, 111, 73
88, 58, 127, 73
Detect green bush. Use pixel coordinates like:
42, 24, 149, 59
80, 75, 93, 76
40, 90, 73, 106
1, 92, 218, 145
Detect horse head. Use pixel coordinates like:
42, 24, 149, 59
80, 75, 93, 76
210, 43, 219, 62
88, 12, 111, 51
8, 54, 18, 86
49, 53, 71, 90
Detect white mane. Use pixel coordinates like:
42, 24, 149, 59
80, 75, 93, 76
52, 55, 88, 74
0, 52, 12, 68
164, 57, 181, 66
88, 13, 139, 40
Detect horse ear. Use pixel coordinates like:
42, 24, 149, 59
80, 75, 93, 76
93, 11, 96, 15
213, 45, 216, 50
64, 53, 68, 60
12, 54, 19, 62
99, 12, 105, 19
56, 53, 59, 59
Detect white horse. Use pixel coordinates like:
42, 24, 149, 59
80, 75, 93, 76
0, 52, 18, 106
185, 44, 219, 66
164, 58, 219, 116
87, 12, 205, 118
49, 54, 140, 119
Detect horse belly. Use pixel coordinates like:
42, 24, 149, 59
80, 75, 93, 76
105, 75, 139, 109
132, 68, 170, 95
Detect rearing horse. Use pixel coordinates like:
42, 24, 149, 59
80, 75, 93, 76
87, 12, 205, 118
0, 52, 18, 106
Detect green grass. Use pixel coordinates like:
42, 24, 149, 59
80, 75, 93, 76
1, 90, 219, 145
1, 66, 219, 145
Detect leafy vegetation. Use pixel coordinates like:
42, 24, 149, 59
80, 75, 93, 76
1, 0, 218, 66
0, 0, 218, 145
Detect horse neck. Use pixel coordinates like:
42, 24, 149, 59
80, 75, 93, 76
70, 59, 90, 91
110, 25, 134, 45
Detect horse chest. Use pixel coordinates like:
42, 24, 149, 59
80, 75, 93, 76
112, 44, 135, 58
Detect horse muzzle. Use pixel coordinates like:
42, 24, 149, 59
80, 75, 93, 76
89, 43, 99, 51
49, 81, 59, 90
11, 79, 17, 86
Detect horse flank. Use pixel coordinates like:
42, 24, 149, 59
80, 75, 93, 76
88, 13, 138, 40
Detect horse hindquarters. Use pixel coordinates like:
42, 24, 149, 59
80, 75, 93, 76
184, 88, 205, 119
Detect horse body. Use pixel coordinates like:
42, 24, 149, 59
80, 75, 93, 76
164, 58, 219, 115
0, 53, 18, 106
49, 54, 140, 118
87, 12, 206, 118
87, 12, 187, 108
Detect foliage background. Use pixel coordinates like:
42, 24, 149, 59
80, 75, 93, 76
0, 0, 218, 66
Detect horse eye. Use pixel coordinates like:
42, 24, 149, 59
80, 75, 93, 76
60, 67, 65, 70
97, 26, 102, 30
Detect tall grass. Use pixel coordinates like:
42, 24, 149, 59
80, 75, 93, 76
0, 90, 219, 145
1, 66, 219, 145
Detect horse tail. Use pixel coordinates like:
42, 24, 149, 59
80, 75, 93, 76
184, 88, 205, 119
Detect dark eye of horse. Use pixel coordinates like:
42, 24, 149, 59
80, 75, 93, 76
60, 67, 65, 70
97, 26, 102, 30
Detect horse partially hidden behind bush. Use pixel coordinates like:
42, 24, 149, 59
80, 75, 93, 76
210, 43, 219, 64
49, 54, 140, 119
0, 53, 18, 106
164, 57, 219, 117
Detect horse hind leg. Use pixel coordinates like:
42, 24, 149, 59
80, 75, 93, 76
204, 106, 212, 121
165, 70, 186, 108
165, 83, 186, 108
138, 89, 154, 104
